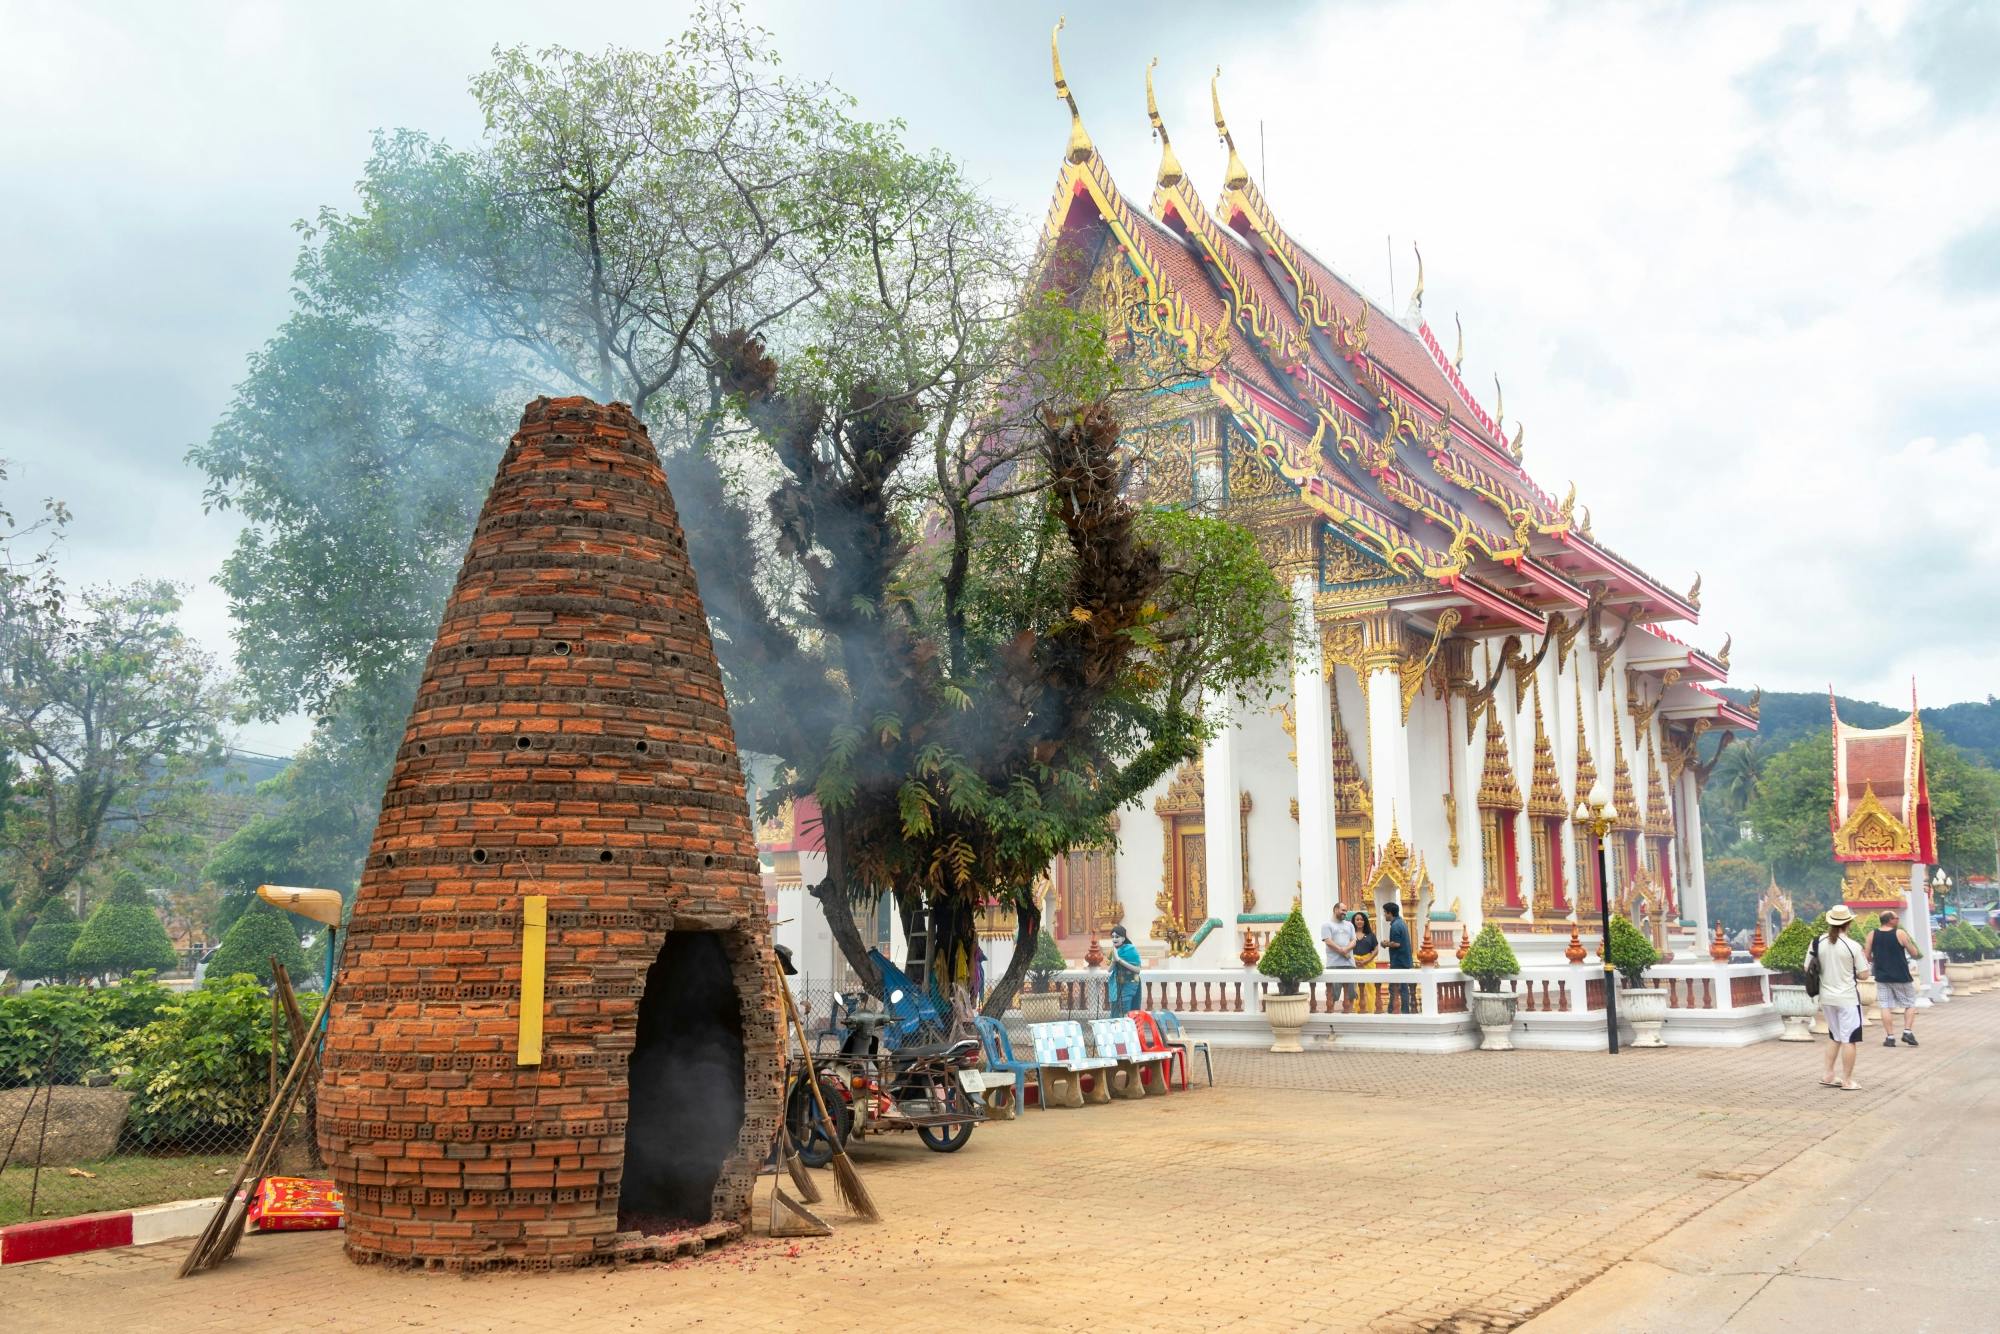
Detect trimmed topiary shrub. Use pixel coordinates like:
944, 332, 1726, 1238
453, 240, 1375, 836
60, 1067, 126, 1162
1459, 924, 1521, 993
1257, 905, 1323, 995
17, 898, 82, 982
104, 974, 279, 1148
203, 897, 306, 986
1028, 928, 1067, 992
1761, 918, 1815, 976
1978, 925, 2000, 959
69, 872, 179, 979
1606, 913, 1660, 989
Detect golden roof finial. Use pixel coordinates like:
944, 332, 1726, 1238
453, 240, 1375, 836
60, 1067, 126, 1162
1510, 423, 1525, 464
1146, 58, 1184, 188
1052, 18, 1093, 164
1453, 312, 1465, 371
1559, 480, 1577, 522
1578, 503, 1593, 536
1688, 571, 1702, 610
1409, 243, 1425, 313
1210, 66, 1251, 190
1718, 633, 1731, 669
1493, 374, 1504, 437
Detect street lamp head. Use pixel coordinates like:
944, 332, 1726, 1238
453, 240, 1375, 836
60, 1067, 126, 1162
1588, 777, 1612, 812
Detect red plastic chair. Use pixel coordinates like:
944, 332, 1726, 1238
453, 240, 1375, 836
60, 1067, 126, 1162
1130, 1010, 1188, 1091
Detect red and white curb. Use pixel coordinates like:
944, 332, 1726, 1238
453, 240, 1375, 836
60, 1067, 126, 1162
0, 1196, 220, 1265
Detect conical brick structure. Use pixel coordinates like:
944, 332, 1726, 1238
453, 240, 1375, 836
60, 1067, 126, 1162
318, 397, 781, 1270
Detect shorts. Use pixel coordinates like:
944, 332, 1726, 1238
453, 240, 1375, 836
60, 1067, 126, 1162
1877, 981, 1920, 1010
1822, 1004, 1863, 1044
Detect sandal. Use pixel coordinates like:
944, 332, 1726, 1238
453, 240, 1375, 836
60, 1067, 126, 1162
1840, 1083, 1863, 1092
1818, 1079, 1840, 1088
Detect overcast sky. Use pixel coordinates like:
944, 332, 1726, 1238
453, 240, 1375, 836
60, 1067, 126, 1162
3, 0, 1995, 756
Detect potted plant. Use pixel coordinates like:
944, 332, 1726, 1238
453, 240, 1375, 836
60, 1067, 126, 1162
1607, 914, 1667, 1047
1760, 918, 1817, 1041
1021, 928, 1068, 1023
1459, 925, 1522, 1051
1256, 905, 1322, 1053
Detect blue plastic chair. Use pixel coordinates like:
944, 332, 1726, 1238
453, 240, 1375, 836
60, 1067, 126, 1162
974, 1015, 1041, 1112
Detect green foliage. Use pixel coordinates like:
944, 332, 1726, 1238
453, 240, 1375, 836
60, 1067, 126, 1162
1702, 856, 1769, 935
18, 896, 81, 981
1257, 906, 1323, 995
0, 975, 174, 1085
1606, 914, 1660, 988
1979, 925, 2000, 956
1459, 924, 1522, 992
204, 898, 306, 986
0, 906, 16, 972
0, 578, 231, 917
105, 975, 281, 1148
68, 872, 178, 977
1761, 918, 1815, 975
1027, 929, 1067, 991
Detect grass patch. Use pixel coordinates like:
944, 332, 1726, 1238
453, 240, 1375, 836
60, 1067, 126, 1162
0, 1152, 237, 1226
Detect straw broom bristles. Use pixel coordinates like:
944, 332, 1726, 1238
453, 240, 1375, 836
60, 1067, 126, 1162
773, 962, 878, 1222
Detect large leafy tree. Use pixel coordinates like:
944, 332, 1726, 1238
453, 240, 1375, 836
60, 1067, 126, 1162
0, 570, 233, 924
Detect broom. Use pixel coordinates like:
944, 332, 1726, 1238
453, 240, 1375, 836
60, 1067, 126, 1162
179, 980, 337, 1277
776, 1119, 821, 1204
773, 963, 877, 1222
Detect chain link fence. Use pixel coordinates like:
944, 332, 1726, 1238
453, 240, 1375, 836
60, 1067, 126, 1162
0, 972, 319, 1227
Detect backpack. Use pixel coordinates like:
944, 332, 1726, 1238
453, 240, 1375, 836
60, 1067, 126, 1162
1803, 935, 1823, 999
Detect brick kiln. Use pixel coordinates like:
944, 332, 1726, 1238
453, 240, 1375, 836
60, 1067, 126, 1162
318, 397, 781, 1270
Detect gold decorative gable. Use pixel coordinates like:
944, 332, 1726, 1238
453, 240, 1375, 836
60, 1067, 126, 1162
1573, 690, 1598, 808
1155, 757, 1205, 816
1611, 722, 1640, 832
1361, 821, 1432, 922
1832, 782, 1915, 859
1643, 741, 1674, 838
1527, 685, 1567, 819
1477, 709, 1522, 812
1841, 860, 1910, 905
1330, 697, 1373, 827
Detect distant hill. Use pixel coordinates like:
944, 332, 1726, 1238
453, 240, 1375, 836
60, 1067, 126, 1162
1717, 689, 2000, 769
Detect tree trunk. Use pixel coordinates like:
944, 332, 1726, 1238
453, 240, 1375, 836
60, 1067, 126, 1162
980, 901, 1042, 1019
810, 805, 884, 999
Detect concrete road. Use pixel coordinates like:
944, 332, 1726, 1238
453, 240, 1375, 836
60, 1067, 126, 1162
1525, 1025, 2000, 1333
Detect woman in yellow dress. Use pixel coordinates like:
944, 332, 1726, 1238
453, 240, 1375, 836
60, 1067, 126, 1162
1349, 910, 1381, 1015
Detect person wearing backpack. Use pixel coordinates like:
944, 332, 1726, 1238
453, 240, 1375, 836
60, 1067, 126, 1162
1811, 904, 1870, 1091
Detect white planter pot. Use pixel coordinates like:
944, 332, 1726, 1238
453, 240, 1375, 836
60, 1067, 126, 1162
1020, 991, 1062, 1024
1620, 987, 1669, 1048
1264, 989, 1311, 1053
1857, 978, 1879, 1025
1470, 991, 1519, 1051
1772, 984, 1815, 1042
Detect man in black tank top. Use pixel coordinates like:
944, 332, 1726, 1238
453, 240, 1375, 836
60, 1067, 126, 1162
1870, 910, 1921, 1048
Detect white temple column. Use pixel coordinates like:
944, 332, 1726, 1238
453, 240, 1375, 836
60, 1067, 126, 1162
1366, 664, 1412, 876
1908, 865, 1942, 1001
1680, 766, 1709, 933
1292, 577, 1337, 932
1201, 690, 1243, 943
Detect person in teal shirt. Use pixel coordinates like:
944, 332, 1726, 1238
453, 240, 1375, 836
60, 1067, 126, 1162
1107, 924, 1143, 1017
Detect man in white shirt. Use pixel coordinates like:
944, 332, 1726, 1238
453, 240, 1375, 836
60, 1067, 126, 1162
1814, 905, 1870, 1092
1321, 904, 1356, 1014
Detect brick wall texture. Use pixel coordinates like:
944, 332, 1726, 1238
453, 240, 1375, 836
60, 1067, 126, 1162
317, 396, 781, 1270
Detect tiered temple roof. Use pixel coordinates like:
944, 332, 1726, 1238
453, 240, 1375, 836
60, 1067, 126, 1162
1830, 689, 1936, 864
1037, 29, 1747, 734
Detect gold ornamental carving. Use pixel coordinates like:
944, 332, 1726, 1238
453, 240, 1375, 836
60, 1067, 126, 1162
1573, 689, 1599, 805
1505, 630, 1554, 711
1361, 820, 1431, 924
1841, 860, 1910, 905
1832, 783, 1916, 859
1527, 684, 1567, 819
1590, 605, 1635, 689
1643, 739, 1675, 838
1476, 709, 1523, 812
1443, 791, 1461, 866
1239, 789, 1254, 912
1625, 666, 1679, 735
1400, 610, 1461, 723
1462, 635, 1518, 744
1611, 724, 1640, 832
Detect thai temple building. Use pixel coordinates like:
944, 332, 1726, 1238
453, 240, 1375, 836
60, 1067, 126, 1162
1034, 31, 1758, 972
1831, 691, 1944, 996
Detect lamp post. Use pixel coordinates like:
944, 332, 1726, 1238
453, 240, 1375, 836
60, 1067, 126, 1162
257, 884, 345, 999
1575, 780, 1619, 1055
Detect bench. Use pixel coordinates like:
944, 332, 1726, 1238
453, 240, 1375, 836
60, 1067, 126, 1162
1027, 1020, 1117, 1108
1088, 1017, 1175, 1099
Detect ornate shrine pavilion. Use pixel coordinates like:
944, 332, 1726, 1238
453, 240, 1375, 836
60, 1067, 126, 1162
1831, 690, 1942, 992
1036, 28, 1757, 965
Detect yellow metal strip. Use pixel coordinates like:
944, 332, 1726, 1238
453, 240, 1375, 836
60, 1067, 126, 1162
518, 895, 547, 1066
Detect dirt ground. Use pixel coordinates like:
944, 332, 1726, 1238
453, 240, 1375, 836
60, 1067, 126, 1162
3, 995, 1987, 1333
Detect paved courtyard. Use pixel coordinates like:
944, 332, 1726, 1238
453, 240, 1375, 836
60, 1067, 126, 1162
5, 995, 1993, 1333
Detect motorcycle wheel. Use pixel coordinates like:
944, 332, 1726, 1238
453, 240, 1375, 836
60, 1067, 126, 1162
785, 1075, 850, 1169
916, 1084, 976, 1153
